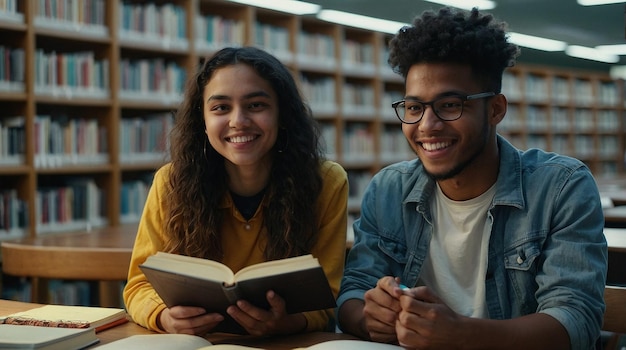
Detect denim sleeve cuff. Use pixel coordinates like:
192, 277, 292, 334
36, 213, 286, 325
336, 289, 365, 309
540, 308, 597, 350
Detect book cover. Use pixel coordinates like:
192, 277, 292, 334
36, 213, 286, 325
139, 252, 336, 334
0, 324, 99, 349
0, 304, 127, 333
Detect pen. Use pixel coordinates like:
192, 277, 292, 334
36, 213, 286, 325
399, 284, 411, 291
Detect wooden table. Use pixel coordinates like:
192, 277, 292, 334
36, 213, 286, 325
604, 228, 626, 286
1, 224, 138, 307
599, 187, 626, 207
605, 228, 626, 251
603, 206, 626, 228
0, 299, 358, 349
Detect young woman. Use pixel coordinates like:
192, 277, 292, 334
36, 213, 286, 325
124, 47, 348, 337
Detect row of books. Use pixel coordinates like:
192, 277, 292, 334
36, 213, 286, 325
2, 115, 410, 167
36, 178, 106, 233
343, 39, 375, 65
1, 50, 186, 102
342, 125, 375, 163
320, 123, 410, 157
0, 176, 156, 238
342, 83, 376, 109
119, 2, 187, 42
0, 0, 17, 14
119, 113, 173, 163
1, 276, 101, 307
120, 177, 152, 224
505, 134, 620, 158
502, 72, 621, 106
0, 189, 28, 234
255, 22, 290, 58
35, 0, 105, 28
34, 49, 110, 98
118, 58, 186, 103
347, 171, 372, 208
298, 75, 402, 116
0, 116, 24, 162
0, 45, 25, 87
0, 164, 379, 236
298, 31, 336, 61
499, 106, 622, 133
4, 0, 380, 66
194, 14, 245, 52
6, 110, 618, 168
33, 115, 109, 168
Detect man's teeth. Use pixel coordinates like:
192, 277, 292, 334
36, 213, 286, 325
422, 141, 450, 151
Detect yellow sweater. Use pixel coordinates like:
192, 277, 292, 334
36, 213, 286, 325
123, 160, 348, 333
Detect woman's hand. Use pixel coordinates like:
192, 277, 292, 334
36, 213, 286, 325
226, 290, 307, 336
158, 306, 224, 335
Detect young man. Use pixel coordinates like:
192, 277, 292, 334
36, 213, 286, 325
337, 7, 607, 350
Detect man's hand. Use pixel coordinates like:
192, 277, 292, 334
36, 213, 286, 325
395, 286, 464, 349
362, 276, 407, 343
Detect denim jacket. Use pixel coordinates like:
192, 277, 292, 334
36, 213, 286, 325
338, 136, 607, 350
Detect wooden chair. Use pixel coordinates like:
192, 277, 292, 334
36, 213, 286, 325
602, 285, 626, 349
1, 225, 137, 307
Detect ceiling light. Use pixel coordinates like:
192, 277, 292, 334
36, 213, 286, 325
423, 0, 496, 10
596, 44, 626, 55
508, 32, 567, 52
317, 10, 407, 34
225, 0, 320, 15
566, 45, 620, 63
610, 65, 626, 79
577, 0, 626, 5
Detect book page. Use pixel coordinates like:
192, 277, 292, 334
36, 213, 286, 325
95, 334, 213, 349
234, 254, 319, 281
295, 339, 404, 349
199, 346, 261, 350
143, 252, 235, 283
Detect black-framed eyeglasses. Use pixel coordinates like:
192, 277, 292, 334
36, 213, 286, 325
391, 92, 495, 124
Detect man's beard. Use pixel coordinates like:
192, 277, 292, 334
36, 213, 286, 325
418, 116, 490, 181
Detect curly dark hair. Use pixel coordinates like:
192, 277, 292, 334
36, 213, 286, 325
388, 7, 520, 93
165, 47, 323, 261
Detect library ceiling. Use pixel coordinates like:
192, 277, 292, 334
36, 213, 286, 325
304, 0, 626, 72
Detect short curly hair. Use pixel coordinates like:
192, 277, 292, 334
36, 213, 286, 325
388, 7, 520, 93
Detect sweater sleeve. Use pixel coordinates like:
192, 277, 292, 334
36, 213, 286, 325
302, 161, 349, 331
122, 164, 171, 332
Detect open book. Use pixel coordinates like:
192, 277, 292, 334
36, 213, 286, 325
94, 334, 404, 350
139, 252, 336, 334
0, 304, 127, 333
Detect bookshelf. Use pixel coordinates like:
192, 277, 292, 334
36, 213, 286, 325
0, 0, 624, 244
500, 66, 625, 176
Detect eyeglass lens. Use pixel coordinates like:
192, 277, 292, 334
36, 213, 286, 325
396, 96, 465, 123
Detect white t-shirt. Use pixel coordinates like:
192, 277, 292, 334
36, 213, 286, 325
417, 183, 496, 318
